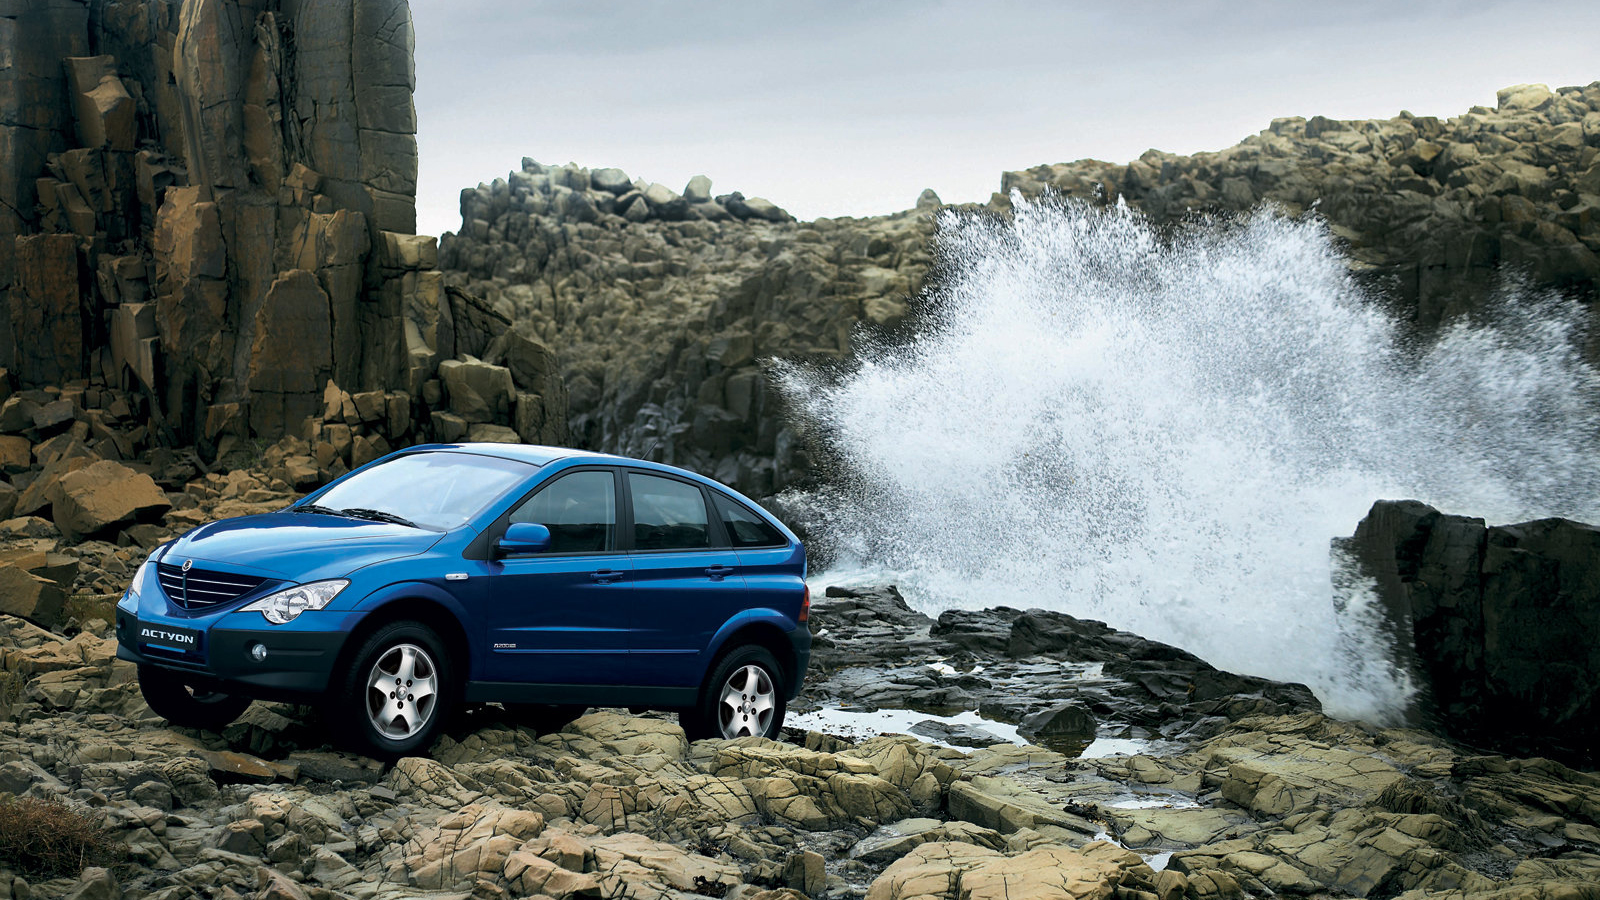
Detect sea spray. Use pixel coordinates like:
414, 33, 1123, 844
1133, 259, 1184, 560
777, 194, 1600, 722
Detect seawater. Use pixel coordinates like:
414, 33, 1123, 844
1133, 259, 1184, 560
779, 195, 1600, 723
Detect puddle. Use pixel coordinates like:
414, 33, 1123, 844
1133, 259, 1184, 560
791, 706, 1184, 761
1079, 737, 1154, 757
1094, 831, 1173, 871
1107, 796, 1201, 810
789, 706, 1023, 749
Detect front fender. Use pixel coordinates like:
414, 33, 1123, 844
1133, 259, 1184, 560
343, 580, 484, 678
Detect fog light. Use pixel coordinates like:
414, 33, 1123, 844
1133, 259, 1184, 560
250, 643, 268, 662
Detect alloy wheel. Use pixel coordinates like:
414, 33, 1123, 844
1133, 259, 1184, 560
717, 664, 776, 738
365, 643, 439, 739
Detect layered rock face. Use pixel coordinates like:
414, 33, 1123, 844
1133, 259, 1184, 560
440, 161, 934, 498
1339, 500, 1600, 767
0, 0, 565, 474
1001, 83, 1600, 323
441, 84, 1600, 498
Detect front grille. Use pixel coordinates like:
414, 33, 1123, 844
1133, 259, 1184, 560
156, 563, 267, 610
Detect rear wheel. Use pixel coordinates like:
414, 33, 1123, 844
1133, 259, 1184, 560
334, 621, 452, 757
138, 665, 253, 731
681, 645, 787, 741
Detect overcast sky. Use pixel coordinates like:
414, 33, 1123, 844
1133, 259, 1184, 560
411, 1, 1600, 238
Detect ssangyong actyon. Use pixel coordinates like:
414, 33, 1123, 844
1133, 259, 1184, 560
115, 444, 811, 755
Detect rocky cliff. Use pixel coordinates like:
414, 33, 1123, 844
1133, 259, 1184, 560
0, 0, 567, 489
440, 164, 936, 498
440, 83, 1600, 499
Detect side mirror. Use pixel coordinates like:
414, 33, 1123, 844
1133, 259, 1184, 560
497, 522, 551, 556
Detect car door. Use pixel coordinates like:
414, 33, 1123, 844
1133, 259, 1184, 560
623, 471, 747, 687
476, 467, 633, 684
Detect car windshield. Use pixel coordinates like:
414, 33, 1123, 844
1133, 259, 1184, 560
305, 452, 534, 530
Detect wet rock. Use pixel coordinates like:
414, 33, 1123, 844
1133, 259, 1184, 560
1017, 702, 1096, 744
1342, 499, 1600, 765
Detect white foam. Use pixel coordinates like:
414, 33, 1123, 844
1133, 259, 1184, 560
782, 196, 1600, 724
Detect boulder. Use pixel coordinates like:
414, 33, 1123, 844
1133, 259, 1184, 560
590, 167, 632, 194
51, 459, 172, 541
643, 182, 687, 220
1339, 500, 1600, 766
0, 564, 67, 627
1017, 701, 1097, 745
684, 174, 713, 203
439, 358, 515, 423
65, 56, 135, 151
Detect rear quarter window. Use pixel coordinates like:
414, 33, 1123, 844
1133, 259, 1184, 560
712, 493, 788, 549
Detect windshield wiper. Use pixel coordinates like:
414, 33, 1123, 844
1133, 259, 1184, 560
337, 507, 421, 529
293, 503, 344, 516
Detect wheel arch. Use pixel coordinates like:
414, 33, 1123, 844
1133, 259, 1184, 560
705, 614, 800, 693
332, 590, 472, 688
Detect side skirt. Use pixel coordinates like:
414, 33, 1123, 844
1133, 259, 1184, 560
464, 681, 698, 708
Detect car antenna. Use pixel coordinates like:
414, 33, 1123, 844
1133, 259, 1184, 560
644, 437, 660, 460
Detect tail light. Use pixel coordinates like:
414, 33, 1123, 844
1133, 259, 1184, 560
798, 584, 810, 623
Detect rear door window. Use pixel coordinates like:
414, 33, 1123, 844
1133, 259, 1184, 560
509, 470, 617, 552
628, 473, 711, 551
712, 493, 788, 548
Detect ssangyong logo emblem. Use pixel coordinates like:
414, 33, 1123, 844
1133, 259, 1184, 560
182, 559, 193, 572
140, 627, 196, 645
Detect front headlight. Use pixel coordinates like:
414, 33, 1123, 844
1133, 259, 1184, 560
119, 558, 152, 612
241, 580, 349, 625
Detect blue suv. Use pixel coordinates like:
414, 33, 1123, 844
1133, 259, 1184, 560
114, 444, 811, 755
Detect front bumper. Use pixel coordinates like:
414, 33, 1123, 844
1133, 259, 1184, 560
115, 611, 347, 702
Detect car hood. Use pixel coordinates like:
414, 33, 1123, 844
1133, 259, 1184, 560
164, 512, 445, 579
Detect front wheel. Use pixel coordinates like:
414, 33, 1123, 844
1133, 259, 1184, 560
681, 645, 787, 741
333, 621, 452, 757
138, 665, 253, 731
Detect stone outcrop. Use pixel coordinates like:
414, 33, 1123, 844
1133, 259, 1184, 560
1337, 499, 1600, 766
0, 0, 565, 472
440, 160, 931, 497
439, 83, 1600, 499
1000, 83, 1600, 322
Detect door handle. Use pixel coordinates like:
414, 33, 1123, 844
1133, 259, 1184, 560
590, 569, 625, 584
704, 565, 735, 581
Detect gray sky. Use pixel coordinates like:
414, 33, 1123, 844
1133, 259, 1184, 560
412, 1, 1600, 238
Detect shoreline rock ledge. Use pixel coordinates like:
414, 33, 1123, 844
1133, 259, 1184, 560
1339, 499, 1600, 767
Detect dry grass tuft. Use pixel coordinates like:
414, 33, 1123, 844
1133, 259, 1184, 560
0, 796, 121, 878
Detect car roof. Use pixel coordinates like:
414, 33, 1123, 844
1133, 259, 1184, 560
404, 442, 616, 467
403, 443, 715, 484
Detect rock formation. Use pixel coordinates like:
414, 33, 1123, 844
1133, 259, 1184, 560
0, 0, 567, 477
440, 83, 1600, 499
1001, 84, 1600, 323
441, 159, 930, 498
1338, 499, 1600, 767
3, 526, 1600, 900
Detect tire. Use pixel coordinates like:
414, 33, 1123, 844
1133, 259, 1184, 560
681, 645, 787, 741
138, 664, 253, 731
333, 620, 453, 757
505, 703, 587, 734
